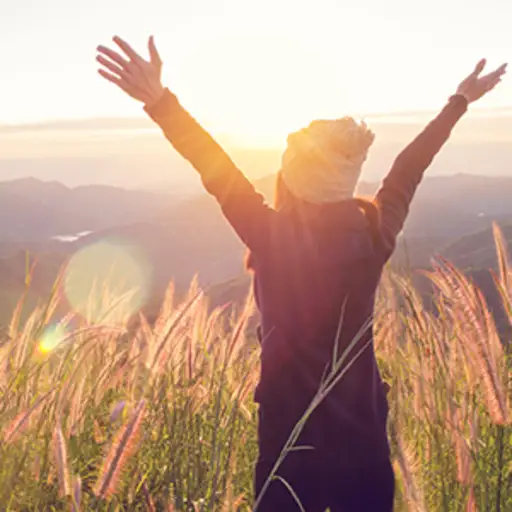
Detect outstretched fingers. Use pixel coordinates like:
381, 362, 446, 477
98, 69, 125, 88
457, 58, 507, 103
472, 58, 487, 77
97, 66, 133, 96
96, 35, 165, 105
481, 63, 507, 90
96, 55, 129, 80
113, 36, 144, 64
96, 45, 129, 69
488, 63, 507, 79
148, 36, 162, 68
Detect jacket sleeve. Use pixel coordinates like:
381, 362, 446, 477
144, 89, 276, 252
373, 94, 468, 253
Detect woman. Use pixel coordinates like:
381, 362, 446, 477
96, 37, 506, 512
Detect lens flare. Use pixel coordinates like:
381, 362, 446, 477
64, 240, 152, 325
39, 324, 68, 353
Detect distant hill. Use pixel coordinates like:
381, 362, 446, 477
0, 178, 179, 244
1, 174, 512, 325
70, 173, 512, 291
440, 223, 512, 270
397, 174, 512, 239
69, 175, 279, 295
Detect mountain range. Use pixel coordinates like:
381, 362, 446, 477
1, 173, 512, 324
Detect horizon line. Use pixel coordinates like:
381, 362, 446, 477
1, 104, 512, 135
0, 171, 510, 188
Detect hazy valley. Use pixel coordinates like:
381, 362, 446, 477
1, 171, 512, 326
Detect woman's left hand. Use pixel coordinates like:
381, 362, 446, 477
96, 36, 165, 108
456, 59, 507, 104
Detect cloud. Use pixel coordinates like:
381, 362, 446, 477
366, 105, 512, 122
1, 105, 511, 135
0, 117, 154, 135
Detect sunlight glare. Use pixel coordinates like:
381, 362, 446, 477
64, 240, 152, 325
38, 324, 68, 354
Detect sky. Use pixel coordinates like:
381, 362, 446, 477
1, 0, 511, 146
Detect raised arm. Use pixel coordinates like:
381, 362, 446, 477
374, 94, 467, 251
374, 59, 507, 254
96, 36, 275, 252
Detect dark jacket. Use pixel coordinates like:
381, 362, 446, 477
145, 92, 468, 467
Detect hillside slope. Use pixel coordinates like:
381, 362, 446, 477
0, 178, 176, 243
1, 174, 512, 325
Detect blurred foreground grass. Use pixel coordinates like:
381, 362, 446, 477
0, 226, 510, 511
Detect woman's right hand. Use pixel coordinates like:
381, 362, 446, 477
96, 36, 165, 109
456, 59, 507, 103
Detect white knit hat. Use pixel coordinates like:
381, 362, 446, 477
279, 117, 375, 204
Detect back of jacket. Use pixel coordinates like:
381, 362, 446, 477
252, 200, 390, 466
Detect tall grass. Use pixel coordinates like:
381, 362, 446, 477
0, 226, 510, 511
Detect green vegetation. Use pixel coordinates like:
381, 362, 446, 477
0, 227, 510, 511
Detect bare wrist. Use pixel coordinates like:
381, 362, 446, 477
144, 85, 165, 109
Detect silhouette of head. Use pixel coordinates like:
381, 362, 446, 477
278, 118, 375, 206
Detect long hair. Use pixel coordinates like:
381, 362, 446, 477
245, 175, 380, 271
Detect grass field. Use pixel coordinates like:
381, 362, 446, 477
0, 225, 510, 511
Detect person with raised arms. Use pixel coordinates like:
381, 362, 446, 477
96, 37, 506, 511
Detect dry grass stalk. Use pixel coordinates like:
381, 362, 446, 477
94, 399, 146, 499
71, 475, 82, 512
53, 421, 71, 497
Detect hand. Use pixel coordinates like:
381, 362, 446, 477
456, 59, 507, 103
96, 36, 165, 108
